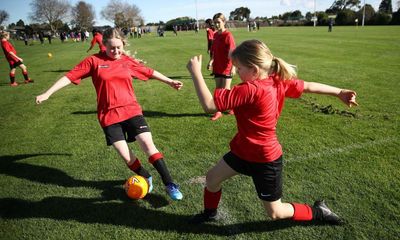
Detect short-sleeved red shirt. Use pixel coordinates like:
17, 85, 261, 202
206, 28, 214, 41
1, 39, 18, 64
90, 33, 107, 52
65, 53, 154, 127
211, 30, 235, 76
214, 76, 304, 162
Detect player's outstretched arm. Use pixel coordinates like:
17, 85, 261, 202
303, 81, 358, 107
187, 55, 217, 113
35, 76, 72, 104
151, 70, 183, 90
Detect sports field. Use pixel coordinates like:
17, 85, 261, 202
0, 26, 399, 239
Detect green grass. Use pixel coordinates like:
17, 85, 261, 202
1, 26, 399, 239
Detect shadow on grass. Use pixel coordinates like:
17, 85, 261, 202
165, 75, 215, 80
0, 153, 121, 189
43, 69, 70, 73
166, 75, 190, 79
0, 195, 320, 236
71, 110, 209, 118
0, 153, 326, 235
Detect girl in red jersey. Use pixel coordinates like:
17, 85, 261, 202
1, 31, 33, 86
187, 39, 358, 224
86, 29, 107, 54
209, 13, 236, 121
36, 28, 183, 201
205, 18, 215, 71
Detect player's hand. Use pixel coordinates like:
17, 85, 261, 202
35, 94, 49, 104
170, 80, 183, 90
187, 55, 202, 74
338, 89, 358, 107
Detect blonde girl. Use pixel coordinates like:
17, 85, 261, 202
36, 28, 183, 200
187, 39, 357, 224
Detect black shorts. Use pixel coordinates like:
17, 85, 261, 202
213, 73, 232, 79
207, 40, 213, 52
223, 152, 283, 201
9, 61, 23, 69
102, 115, 151, 146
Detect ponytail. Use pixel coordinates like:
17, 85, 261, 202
271, 57, 297, 81
231, 39, 298, 81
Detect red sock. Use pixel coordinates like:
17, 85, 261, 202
148, 152, 163, 164
204, 187, 222, 210
9, 73, 15, 83
291, 203, 313, 221
128, 158, 142, 172
22, 70, 29, 80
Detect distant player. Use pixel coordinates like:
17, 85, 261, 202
187, 40, 358, 224
209, 13, 236, 121
87, 29, 106, 53
0, 31, 33, 86
205, 18, 215, 72
36, 28, 183, 201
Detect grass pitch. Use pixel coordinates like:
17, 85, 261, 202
0, 26, 399, 239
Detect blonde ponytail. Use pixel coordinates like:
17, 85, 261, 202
231, 39, 297, 81
271, 57, 297, 81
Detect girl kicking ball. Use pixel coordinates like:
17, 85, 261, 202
187, 40, 358, 224
36, 28, 183, 201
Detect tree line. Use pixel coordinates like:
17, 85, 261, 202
0, 0, 399, 36
232, 0, 399, 26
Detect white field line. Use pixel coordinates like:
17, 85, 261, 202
185, 137, 397, 236
286, 137, 397, 162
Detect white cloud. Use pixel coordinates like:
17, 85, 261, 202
280, 0, 292, 7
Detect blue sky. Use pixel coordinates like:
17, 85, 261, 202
1, 0, 384, 26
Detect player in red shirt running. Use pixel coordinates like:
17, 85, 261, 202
87, 29, 107, 54
205, 18, 215, 72
36, 28, 183, 201
187, 39, 358, 224
209, 13, 236, 121
1, 31, 33, 86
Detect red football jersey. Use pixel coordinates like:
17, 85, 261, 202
65, 53, 154, 127
206, 28, 214, 41
1, 39, 18, 64
211, 30, 235, 76
214, 76, 304, 162
90, 33, 107, 52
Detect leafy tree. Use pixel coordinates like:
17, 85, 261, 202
71, 1, 95, 30
379, 0, 393, 14
281, 12, 292, 21
317, 11, 330, 25
374, 11, 392, 24
101, 0, 143, 28
328, 0, 361, 13
16, 19, 25, 27
165, 16, 196, 30
391, 8, 400, 24
335, 9, 357, 24
229, 7, 251, 21
0, 10, 9, 27
29, 0, 71, 33
290, 10, 303, 20
356, 4, 376, 24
